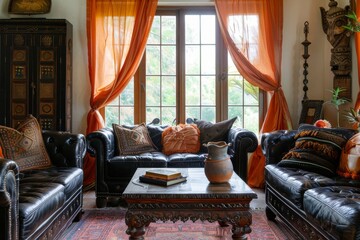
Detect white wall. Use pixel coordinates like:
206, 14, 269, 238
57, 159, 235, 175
0, 0, 357, 133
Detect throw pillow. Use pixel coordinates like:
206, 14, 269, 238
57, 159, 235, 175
0, 146, 3, 158
278, 124, 354, 177
337, 132, 360, 179
162, 124, 200, 155
0, 115, 52, 171
194, 117, 237, 152
113, 123, 157, 155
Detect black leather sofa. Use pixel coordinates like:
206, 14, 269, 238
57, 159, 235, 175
0, 130, 86, 240
87, 124, 258, 208
262, 127, 360, 240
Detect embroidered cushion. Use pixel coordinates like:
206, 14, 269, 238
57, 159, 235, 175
278, 124, 354, 177
337, 132, 360, 179
0, 115, 52, 171
113, 123, 157, 155
162, 124, 201, 155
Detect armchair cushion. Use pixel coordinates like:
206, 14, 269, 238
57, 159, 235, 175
113, 123, 157, 155
278, 124, 353, 177
0, 115, 52, 171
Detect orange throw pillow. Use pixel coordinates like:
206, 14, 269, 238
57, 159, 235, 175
337, 132, 360, 179
0, 146, 3, 158
162, 124, 200, 155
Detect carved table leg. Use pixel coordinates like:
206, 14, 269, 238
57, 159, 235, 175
126, 225, 146, 240
230, 212, 252, 240
125, 212, 149, 240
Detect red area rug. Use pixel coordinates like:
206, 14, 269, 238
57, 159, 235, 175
61, 208, 292, 239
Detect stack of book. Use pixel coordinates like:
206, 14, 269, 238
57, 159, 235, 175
139, 169, 187, 186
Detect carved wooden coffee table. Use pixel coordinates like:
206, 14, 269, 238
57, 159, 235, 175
123, 168, 257, 240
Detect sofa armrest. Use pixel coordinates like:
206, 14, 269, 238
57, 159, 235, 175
227, 128, 258, 182
261, 130, 297, 165
42, 130, 86, 168
0, 159, 19, 240
86, 128, 116, 161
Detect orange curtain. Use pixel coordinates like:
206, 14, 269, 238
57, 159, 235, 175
355, 0, 360, 110
215, 0, 293, 188
84, 0, 158, 186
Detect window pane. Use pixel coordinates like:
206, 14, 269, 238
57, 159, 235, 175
120, 107, 134, 125
161, 46, 176, 75
244, 106, 259, 133
146, 76, 160, 106
201, 15, 215, 44
120, 80, 134, 105
146, 107, 160, 123
201, 45, 215, 75
201, 107, 215, 122
105, 107, 119, 128
162, 107, 176, 125
146, 46, 160, 75
201, 76, 215, 105
228, 75, 243, 105
228, 107, 243, 128
162, 16, 176, 44
185, 45, 200, 74
162, 76, 176, 106
185, 15, 200, 44
148, 16, 160, 44
186, 107, 200, 119
186, 76, 200, 105
244, 81, 259, 105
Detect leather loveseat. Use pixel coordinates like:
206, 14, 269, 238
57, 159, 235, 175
0, 130, 86, 240
87, 121, 258, 208
262, 125, 360, 240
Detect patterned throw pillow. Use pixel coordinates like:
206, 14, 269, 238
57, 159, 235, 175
337, 132, 360, 179
0, 115, 52, 171
162, 124, 201, 155
113, 123, 157, 155
278, 124, 354, 177
194, 117, 237, 152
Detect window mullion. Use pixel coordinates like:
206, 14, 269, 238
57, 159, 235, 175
178, 10, 185, 124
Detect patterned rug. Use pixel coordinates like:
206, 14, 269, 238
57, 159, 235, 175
61, 208, 292, 240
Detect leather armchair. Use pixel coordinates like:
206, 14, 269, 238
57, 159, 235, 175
0, 130, 86, 240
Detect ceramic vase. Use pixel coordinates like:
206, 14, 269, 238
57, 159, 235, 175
203, 141, 233, 183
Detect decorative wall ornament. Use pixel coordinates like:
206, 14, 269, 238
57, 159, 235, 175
8, 0, 51, 15
320, 0, 352, 99
302, 21, 311, 101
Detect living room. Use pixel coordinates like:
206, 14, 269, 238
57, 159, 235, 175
0, 0, 359, 239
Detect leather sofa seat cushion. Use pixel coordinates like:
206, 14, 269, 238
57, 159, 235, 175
20, 167, 83, 200
265, 164, 337, 209
303, 186, 360, 239
19, 182, 65, 239
167, 153, 207, 168
106, 152, 168, 178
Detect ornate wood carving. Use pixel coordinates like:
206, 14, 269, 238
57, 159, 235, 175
320, 0, 353, 99
302, 21, 311, 101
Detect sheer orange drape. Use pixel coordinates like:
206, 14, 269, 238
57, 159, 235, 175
355, 0, 360, 110
84, 0, 157, 186
215, 0, 292, 188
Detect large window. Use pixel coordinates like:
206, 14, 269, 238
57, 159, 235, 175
105, 7, 263, 134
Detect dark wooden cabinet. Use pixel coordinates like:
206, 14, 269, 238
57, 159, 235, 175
0, 19, 72, 131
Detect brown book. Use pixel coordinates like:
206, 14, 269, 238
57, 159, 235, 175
145, 169, 182, 181
139, 175, 187, 186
